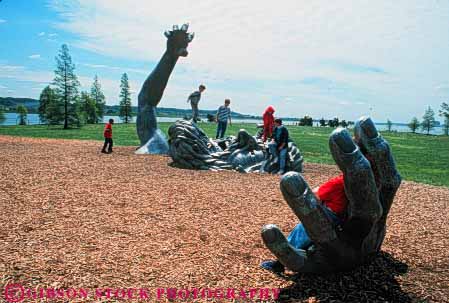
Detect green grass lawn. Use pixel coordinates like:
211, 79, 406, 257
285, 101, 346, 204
1, 122, 448, 187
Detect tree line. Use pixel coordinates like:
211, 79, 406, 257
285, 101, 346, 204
294, 104, 449, 136
11, 44, 134, 128
406, 105, 449, 135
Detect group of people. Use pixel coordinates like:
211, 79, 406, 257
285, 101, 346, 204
99, 85, 356, 275
187, 86, 291, 175
187, 90, 351, 274
186, 85, 233, 140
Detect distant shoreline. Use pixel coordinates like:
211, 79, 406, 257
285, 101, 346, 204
1, 112, 446, 135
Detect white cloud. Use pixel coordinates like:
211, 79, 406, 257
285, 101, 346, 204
0, 19, 6, 24
0, 65, 26, 72
28, 54, 41, 59
82, 63, 147, 75
22, 0, 449, 120
48, 33, 58, 37
38, 32, 46, 36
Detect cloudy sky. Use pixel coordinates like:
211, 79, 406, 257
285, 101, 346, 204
1, 0, 448, 122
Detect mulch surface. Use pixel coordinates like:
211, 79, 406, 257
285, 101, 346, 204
0, 135, 448, 303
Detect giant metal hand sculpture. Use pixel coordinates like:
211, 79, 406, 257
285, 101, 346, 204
136, 24, 194, 154
262, 117, 401, 273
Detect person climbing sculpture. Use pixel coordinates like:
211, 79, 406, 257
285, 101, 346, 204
261, 117, 401, 273
267, 118, 290, 175
187, 84, 206, 123
136, 23, 194, 154
262, 105, 276, 142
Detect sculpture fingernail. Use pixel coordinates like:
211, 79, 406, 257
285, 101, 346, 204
332, 128, 356, 153
360, 117, 378, 139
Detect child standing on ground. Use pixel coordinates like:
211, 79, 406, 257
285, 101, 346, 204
101, 118, 114, 154
215, 99, 232, 139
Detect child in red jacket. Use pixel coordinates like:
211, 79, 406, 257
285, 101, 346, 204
262, 105, 275, 142
261, 174, 347, 273
101, 119, 114, 153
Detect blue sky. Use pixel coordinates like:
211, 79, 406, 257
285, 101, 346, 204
1, 0, 449, 122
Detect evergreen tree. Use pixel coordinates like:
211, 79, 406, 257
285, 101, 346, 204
38, 86, 62, 125
119, 73, 132, 123
17, 105, 28, 125
408, 117, 420, 133
328, 117, 339, 128
299, 115, 313, 126
439, 102, 449, 120
443, 117, 449, 136
90, 75, 106, 123
386, 119, 393, 132
0, 105, 5, 124
80, 92, 98, 124
319, 118, 326, 127
421, 106, 436, 135
53, 44, 80, 129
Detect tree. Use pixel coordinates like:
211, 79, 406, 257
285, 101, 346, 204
340, 120, 348, 128
0, 105, 5, 124
408, 117, 420, 133
439, 102, 449, 136
299, 115, 313, 126
38, 86, 62, 125
443, 117, 449, 136
119, 73, 132, 123
328, 117, 339, 128
439, 102, 449, 120
80, 92, 99, 124
17, 105, 28, 125
421, 106, 436, 135
53, 44, 81, 129
90, 75, 106, 123
319, 118, 326, 127
386, 119, 393, 132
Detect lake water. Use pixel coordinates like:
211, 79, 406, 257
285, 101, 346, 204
1, 112, 445, 135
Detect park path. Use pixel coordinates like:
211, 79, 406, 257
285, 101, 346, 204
0, 135, 448, 302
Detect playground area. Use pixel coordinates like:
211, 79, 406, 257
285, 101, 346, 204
0, 135, 448, 302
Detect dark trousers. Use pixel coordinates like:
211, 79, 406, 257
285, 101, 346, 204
216, 121, 228, 138
102, 138, 113, 152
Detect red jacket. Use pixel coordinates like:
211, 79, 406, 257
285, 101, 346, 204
262, 105, 275, 141
103, 123, 112, 138
316, 175, 348, 217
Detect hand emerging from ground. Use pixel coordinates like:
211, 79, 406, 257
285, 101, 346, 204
261, 117, 401, 273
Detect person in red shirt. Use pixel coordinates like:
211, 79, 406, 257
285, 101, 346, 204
262, 105, 275, 142
101, 118, 114, 154
261, 174, 348, 273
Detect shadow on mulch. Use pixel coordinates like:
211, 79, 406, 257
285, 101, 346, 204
277, 252, 420, 303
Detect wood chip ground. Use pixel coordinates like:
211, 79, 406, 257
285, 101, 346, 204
0, 136, 448, 302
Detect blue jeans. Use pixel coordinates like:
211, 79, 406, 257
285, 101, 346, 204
268, 142, 288, 171
191, 102, 199, 122
216, 121, 228, 138
287, 206, 342, 250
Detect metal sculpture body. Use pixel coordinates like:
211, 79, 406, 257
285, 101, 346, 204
262, 117, 402, 273
136, 24, 194, 154
168, 120, 303, 173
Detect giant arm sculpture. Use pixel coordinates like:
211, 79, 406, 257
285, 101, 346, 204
136, 24, 194, 154
262, 117, 401, 273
